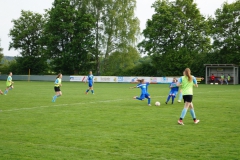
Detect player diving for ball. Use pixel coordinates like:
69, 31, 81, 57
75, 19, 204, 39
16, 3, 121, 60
130, 79, 151, 106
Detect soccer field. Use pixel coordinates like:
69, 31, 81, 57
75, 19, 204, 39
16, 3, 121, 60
0, 81, 239, 160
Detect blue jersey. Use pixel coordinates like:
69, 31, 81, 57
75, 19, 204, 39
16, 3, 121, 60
87, 74, 94, 87
87, 74, 94, 83
170, 82, 179, 92
137, 83, 149, 94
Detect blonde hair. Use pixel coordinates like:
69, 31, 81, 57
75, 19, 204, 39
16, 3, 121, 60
184, 68, 192, 82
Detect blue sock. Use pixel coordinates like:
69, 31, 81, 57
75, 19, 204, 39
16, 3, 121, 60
91, 90, 94, 94
148, 98, 151, 104
166, 95, 171, 102
190, 109, 196, 119
136, 97, 142, 101
178, 93, 182, 101
172, 96, 175, 104
54, 95, 57, 99
180, 108, 188, 119
4, 90, 8, 94
86, 89, 89, 93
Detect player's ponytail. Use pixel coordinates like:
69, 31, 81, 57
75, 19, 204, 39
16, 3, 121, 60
184, 68, 192, 82
56, 73, 62, 79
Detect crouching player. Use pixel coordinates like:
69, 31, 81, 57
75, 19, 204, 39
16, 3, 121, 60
165, 78, 179, 104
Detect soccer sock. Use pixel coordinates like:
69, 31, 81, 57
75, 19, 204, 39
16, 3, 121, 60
91, 90, 94, 94
166, 95, 171, 102
136, 97, 142, 101
180, 108, 188, 119
4, 90, 8, 94
178, 93, 182, 101
86, 89, 89, 93
57, 94, 61, 97
172, 96, 175, 104
148, 98, 151, 104
190, 109, 196, 119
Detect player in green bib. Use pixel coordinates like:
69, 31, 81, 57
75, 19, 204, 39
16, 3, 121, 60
220, 73, 224, 85
4, 72, 14, 95
177, 68, 199, 125
52, 73, 63, 102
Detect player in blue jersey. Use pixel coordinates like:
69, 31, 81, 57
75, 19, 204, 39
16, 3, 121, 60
130, 79, 151, 106
165, 78, 179, 104
85, 71, 94, 94
52, 73, 62, 102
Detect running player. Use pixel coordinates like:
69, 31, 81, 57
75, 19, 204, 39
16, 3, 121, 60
4, 72, 14, 95
130, 79, 151, 106
165, 78, 179, 104
85, 71, 94, 94
52, 73, 63, 102
177, 68, 200, 125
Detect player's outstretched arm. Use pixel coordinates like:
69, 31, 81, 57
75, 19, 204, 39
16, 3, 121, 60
129, 86, 137, 89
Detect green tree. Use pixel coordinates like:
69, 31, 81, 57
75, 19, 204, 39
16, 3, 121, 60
9, 10, 48, 74
0, 39, 3, 67
138, 0, 210, 76
103, 46, 140, 75
84, 0, 140, 75
44, 0, 95, 74
209, 0, 240, 65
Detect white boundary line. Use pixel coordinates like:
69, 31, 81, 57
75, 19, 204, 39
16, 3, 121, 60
2, 99, 123, 112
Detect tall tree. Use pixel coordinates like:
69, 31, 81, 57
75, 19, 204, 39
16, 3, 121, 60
209, 0, 240, 65
138, 0, 210, 76
83, 0, 140, 75
44, 0, 95, 74
0, 39, 3, 66
9, 10, 48, 74
103, 46, 140, 75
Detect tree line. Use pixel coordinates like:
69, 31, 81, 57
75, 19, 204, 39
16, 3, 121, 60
0, 0, 239, 77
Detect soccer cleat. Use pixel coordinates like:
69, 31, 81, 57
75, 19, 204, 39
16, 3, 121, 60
85, 92, 88, 94
165, 102, 167, 104
148, 104, 151, 106
194, 119, 200, 124
178, 120, 184, 125
178, 100, 181, 103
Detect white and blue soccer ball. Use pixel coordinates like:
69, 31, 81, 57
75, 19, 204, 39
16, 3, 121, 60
155, 101, 160, 106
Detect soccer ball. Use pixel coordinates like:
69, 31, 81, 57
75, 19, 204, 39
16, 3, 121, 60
155, 101, 160, 106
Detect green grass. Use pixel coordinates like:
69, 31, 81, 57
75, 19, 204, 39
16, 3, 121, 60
0, 81, 239, 160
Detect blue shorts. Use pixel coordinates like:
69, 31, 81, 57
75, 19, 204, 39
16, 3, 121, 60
169, 90, 178, 96
89, 82, 93, 87
139, 93, 150, 99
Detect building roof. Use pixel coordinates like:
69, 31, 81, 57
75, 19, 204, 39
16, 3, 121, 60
204, 64, 238, 67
